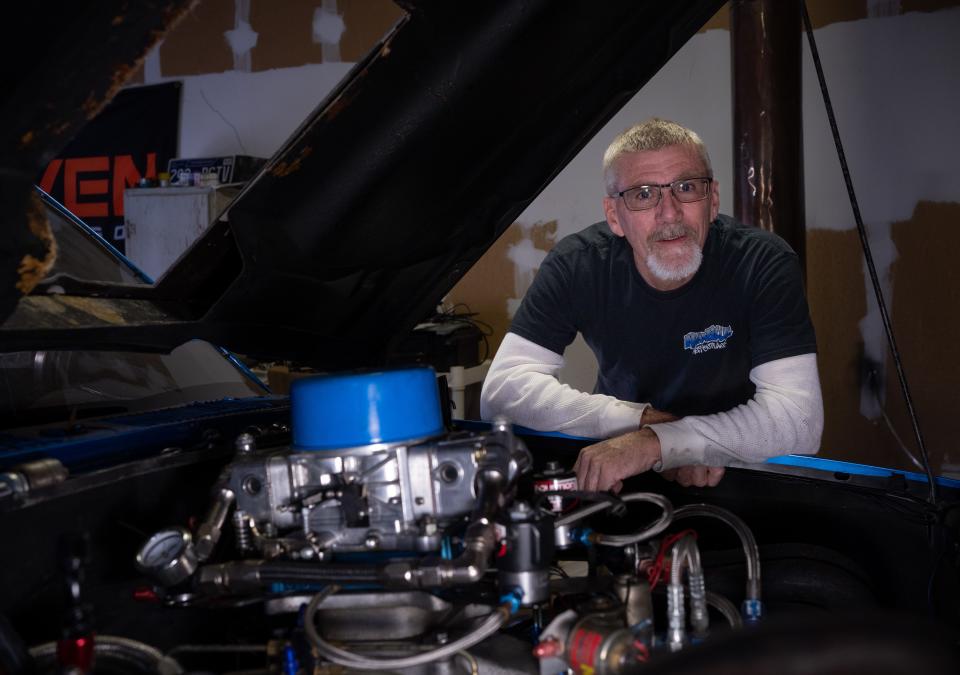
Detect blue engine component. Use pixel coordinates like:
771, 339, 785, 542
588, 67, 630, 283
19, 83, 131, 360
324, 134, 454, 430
291, 367, 443, 450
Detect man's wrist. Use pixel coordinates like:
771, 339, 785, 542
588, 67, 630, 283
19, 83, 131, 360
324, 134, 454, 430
637, 427, 662, 472
639, 410, 673, 472
640, 407, 679, 426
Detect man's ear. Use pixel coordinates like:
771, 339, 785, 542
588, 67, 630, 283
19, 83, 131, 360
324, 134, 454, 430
604, 196, 625, 237
709, 178, 720, 222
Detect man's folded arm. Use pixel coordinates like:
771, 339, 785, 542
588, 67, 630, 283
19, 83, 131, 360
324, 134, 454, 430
480, 332, 648, 439
482, 334, 823, 472
647, 353, 823, 470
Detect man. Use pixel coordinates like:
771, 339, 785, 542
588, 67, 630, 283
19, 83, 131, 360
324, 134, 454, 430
480, 118, 822, 492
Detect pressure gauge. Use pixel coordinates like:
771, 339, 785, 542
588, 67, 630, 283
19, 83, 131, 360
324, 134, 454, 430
135, 527, 198, 587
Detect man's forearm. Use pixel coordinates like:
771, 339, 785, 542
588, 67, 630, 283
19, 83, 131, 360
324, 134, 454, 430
481, 332, 649, 438
484, 336, 822, 479
646, 353, 823, 470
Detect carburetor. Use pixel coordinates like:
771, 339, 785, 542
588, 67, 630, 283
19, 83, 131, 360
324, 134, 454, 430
224, 367, 529, 557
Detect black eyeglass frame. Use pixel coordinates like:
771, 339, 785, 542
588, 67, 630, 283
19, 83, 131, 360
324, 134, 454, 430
612, 177, 714, 211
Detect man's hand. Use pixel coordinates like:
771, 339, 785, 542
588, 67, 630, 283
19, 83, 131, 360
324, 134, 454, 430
574, 428, 661, 493
661, 466, 725, 487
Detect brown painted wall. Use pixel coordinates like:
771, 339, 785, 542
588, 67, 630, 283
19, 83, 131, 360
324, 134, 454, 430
807, 201, 960, 474
888, 201, 960, 474
446, 221, 557, 357
161, 0, 235, 76
135, 0, 960, 79
702, 0, 960, 32
132, 0, 404, 80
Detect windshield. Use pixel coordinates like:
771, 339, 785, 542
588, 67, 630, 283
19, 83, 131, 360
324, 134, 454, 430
0, 340, 265, 430
38, 188, 148, 285
0, 192, 267, 433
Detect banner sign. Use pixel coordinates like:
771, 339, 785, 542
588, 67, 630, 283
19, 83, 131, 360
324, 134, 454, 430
37, 82, 181, 253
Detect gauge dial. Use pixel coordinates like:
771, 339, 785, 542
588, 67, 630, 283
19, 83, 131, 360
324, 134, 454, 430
135, 527, 198, 587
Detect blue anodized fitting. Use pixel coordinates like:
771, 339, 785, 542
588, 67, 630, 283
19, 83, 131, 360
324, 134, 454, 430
571, 527, 593, 547
742, 598, 763, 622
499, 587, 524, 615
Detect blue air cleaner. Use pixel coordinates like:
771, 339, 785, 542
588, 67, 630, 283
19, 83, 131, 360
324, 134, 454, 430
291, 367, 443, 450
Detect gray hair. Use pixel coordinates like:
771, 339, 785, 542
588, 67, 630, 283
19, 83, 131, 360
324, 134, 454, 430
602, 118, 712, 194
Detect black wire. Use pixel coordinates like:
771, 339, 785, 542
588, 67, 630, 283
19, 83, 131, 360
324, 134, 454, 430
430, 303, 494, 362
868, 373, 924, 472
801, 1, 938, 506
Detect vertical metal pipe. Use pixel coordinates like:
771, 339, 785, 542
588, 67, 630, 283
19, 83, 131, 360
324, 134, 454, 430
731, 0, 805, 271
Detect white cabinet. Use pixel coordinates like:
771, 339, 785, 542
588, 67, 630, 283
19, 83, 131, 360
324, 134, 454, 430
123, 185, 240, 281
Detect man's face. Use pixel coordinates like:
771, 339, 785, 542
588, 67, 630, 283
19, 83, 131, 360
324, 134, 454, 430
603, 144, 719, 291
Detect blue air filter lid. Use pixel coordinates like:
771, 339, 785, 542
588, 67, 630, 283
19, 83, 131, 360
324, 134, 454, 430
291, 367, 444, 450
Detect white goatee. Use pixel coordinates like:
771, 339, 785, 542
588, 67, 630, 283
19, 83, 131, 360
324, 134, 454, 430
645, 225, 703, 283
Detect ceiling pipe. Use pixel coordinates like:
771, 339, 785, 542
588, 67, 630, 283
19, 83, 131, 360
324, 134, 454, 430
730, 0, 805, 273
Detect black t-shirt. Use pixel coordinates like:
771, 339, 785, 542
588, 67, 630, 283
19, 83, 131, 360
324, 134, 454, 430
509, 215, 817, 417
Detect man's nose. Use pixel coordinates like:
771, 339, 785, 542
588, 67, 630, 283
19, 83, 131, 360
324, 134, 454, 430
656, 186, 682, 221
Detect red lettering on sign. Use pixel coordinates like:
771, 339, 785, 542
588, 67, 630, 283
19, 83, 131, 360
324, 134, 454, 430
39, 159, 63, 194
40, 153, 159, 218
65, 157, 109, 218
80, 179, 109, 196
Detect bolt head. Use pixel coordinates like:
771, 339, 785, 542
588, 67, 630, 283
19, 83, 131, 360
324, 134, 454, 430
235, 433, 256, 453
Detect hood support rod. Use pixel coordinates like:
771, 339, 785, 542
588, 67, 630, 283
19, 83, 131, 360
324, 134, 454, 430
801, 1, 938, 505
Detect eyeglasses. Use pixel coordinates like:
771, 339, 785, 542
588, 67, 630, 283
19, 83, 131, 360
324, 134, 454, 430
612, 177, 713, 211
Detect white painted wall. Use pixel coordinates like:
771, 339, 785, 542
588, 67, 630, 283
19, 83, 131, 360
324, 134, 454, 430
142, 54, 355, 159
135, 8, 960, 398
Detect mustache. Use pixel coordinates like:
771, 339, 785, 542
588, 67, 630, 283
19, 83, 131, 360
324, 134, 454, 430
649, 224, 697, 243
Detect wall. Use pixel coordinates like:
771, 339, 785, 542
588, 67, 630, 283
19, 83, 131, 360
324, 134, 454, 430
800, 8, 960, 475
446, 2, 960, 474
130, 0, 403, 159
128, 1, 960, 473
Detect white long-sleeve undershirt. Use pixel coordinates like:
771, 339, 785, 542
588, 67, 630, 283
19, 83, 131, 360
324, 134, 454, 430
480, 332, 823, 470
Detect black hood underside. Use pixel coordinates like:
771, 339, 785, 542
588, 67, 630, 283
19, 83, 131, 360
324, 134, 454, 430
0, 0, 725, 367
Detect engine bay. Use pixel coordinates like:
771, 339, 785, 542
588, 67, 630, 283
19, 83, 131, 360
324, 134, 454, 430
2, 366, 958, 674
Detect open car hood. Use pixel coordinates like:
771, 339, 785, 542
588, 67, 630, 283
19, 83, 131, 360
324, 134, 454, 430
0, 0, 725, 366
3, 6, 960, 669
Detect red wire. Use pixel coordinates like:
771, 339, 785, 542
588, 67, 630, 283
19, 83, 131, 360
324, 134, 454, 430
647, 529, 697, 591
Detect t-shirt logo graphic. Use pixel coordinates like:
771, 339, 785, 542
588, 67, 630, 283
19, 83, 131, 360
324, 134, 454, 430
683, 324, 734, 355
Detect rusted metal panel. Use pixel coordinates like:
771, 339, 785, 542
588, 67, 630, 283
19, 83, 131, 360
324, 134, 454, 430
0, 1, 197, 328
